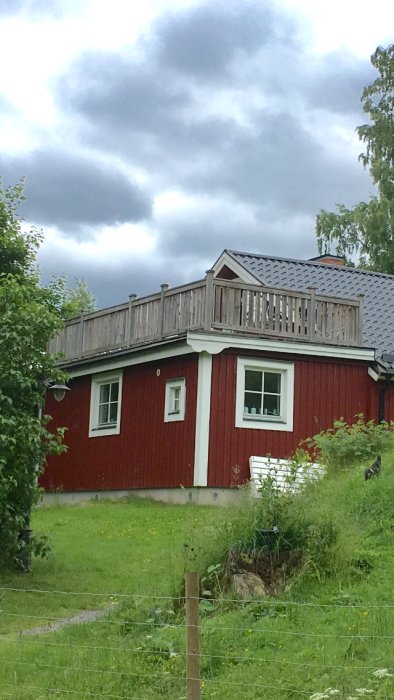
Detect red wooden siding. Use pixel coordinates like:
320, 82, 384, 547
382, 382, 394, 422
208, 350, 379, 487
42, 354, 198, 491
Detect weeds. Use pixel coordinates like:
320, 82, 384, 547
305, 414, 394, 470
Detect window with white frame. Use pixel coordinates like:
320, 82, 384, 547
89, 371, 123, 437
164, 378, 186, 422
235, 358, 294, 431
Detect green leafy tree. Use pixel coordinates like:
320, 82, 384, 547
0, 180, 66, 568
61, 277, 97, 320
316, 45, 394, 272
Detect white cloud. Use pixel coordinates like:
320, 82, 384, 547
280, 0, 394, 56
40, 221, 156, 266
1, 0, 392, 304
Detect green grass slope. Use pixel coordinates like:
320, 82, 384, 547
0, 451, 393, 699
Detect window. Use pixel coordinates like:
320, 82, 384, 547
89, 372, 123, 437
164, 378, 186, 422
235, 358, 294, 431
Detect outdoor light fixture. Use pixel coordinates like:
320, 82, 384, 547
48, 383, 70, 402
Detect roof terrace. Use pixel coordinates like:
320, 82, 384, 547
49, 271, 363, 365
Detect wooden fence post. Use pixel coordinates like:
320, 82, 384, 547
204, 270, 214, 331
127, 293, 137, 347
160, 283, 169, 338
185, 571, 201, 700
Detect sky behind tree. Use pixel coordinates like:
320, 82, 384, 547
1, 0, 393, 306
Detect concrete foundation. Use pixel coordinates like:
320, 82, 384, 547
40, 487, 244, 507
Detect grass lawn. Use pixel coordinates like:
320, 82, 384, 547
0, 499, 228, 698
0, 459, 394, 699
0, 499, 226, 634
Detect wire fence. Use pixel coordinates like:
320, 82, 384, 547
0, 576, 393, 699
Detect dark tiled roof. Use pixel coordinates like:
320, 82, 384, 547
227, 250, 394, 355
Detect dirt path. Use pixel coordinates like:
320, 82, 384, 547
21, 604, 117, 636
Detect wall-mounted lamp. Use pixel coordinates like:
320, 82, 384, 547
48, 383, 70, 402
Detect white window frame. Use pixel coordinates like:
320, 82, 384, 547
164, 378, 186, 422
89, 371, 123, 438
235, 358, 294, 432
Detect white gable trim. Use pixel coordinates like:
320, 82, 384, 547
67, 343, 193, 378
212, 251, 261, 285
187, 332, 374, 362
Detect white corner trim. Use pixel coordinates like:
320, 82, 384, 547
212, 251, 261, 284
68, 342, 193, 378
187, 331, 375, 362
193, 352, 212, 487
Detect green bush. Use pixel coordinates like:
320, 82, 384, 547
304, 414, 394, 469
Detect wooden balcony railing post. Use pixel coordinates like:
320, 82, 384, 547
307, 287, 316, 341
127, 293, 137, 347
78, 311, 85, 358
160, 283, 169, 337
52, 277, 363, 362
357, 294, 364, 345
204, 270, 214, 331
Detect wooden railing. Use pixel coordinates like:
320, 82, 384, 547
49, 271, 363, 362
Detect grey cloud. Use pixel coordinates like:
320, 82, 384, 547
58, 52, 235, 187
59, 53, 189, 133
155, 193, 322, 276
26, 0, 380, 305
37, 205, 318, 308
156, 202, 260, 259
188, 114, 372, 214
155, 1, 279, 80
56, 5, 374, 182
303, 53, 375, 115
1, 150, 151, 232
38, 246, 193, 307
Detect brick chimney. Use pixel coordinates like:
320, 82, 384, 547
309, 254, 346, 267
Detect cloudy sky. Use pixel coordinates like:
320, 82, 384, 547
1, 0, 393, 307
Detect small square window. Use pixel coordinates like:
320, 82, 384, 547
236, 358, 294, 432
89, 372, 123, 437
164, 378, 186, 422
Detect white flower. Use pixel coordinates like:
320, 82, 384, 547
310, 694, 330, 700
355, 690, 374, 696
372, 668, 393, 678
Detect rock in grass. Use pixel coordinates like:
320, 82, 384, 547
231, 571, 267, 598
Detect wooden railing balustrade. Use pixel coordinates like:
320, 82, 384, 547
49, 271, 363, 362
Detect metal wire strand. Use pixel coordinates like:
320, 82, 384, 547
1, 586, 394, 608
1, 643, 393, 674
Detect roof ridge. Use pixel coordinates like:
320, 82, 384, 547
227, 250, 394, 280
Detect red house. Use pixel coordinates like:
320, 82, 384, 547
42, 250, 394, 503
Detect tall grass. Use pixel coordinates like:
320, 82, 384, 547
1, 440, 394, 698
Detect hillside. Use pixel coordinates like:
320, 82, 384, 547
0, 449, 393, 698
